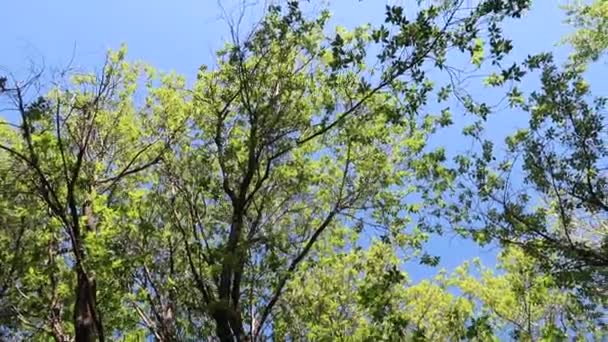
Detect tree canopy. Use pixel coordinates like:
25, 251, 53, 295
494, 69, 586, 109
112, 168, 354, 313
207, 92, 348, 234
0, 0, 606, 341
458, 0, 608, 303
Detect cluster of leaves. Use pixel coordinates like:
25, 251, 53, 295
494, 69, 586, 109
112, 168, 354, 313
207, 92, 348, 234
563, 0, 608, 64
274, 243, 603, 341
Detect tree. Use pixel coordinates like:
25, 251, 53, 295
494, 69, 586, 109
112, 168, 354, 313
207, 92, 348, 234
456, 0, 608, 304
0, 48, 184, 341
255, 239, 604, 340
453, 247, 605, 341
134, 1, 533, 340
272, 239, 474, 341
563, 0, 608, 64
0, 124, 48, 340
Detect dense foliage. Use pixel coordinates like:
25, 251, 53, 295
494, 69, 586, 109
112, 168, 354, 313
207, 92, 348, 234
0, 0, 606, 341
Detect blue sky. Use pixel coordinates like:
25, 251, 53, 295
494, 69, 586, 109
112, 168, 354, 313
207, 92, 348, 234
1, 1, 572, 78
1, 0, 577, 281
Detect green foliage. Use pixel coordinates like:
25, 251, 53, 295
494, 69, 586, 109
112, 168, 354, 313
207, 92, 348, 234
1, 0, 605, 341
460, 41, 608, 299
452, 247, 603, 340
455, 0, 608, 325
564, 0, 608, 63
273, 244, 603, 341
0, 46, 183, 340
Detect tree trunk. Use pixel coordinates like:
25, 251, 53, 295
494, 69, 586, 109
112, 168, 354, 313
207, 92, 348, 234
214, 312, 235, 342
74, 271, 101, 342
214, 204, 247, 341
73, 198, 104, 342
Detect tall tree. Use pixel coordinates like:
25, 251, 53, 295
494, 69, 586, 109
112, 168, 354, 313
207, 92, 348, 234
0, 48, 184, 341
134, 0, 532, 340
456, 0, 608, 304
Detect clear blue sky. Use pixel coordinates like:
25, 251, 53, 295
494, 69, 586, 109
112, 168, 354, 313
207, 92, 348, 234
0, 0, 575, 281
